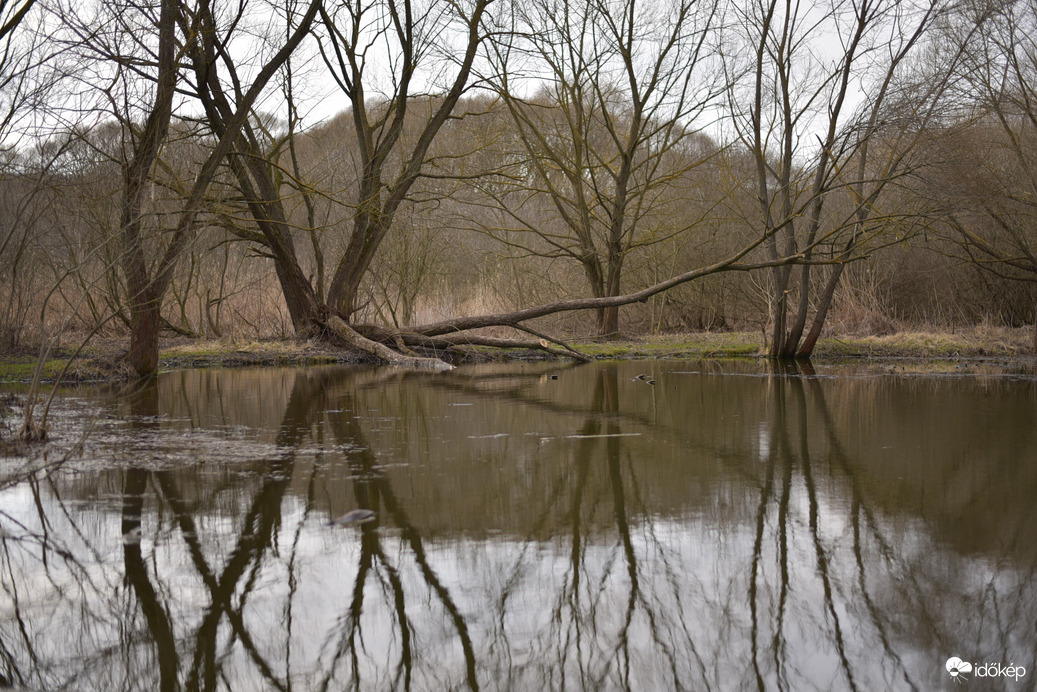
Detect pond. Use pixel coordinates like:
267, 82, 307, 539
1, 360, 1035, 691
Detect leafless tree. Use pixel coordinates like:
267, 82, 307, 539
316, 0, 494, 320
724, 0, 948, 358
174, 0, 491, 367
479, 0, 724, 337
137, 0, 322, 375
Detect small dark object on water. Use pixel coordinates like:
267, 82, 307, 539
647, 379, 656, 385
326, 509, 377, 526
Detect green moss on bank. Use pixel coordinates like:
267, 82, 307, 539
575, 332, 762, 358
0, 358, 68, 384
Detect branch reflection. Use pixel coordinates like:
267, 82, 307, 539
0, 362, 1034, 690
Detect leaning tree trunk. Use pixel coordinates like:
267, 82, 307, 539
274, 258, 321, 334
325, 316, 453, 370
326, 198, 396, 321
797, 264, 845, 359
326, 230, 371, 320
781, 262, 813, 358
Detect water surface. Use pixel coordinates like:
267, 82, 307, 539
1, 361, 1035, 691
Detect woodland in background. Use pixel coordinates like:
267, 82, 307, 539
1, 0, 1037, 375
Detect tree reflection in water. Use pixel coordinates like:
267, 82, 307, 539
0, 362, 1035, 690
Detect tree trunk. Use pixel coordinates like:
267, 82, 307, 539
127, 298, 161, 376
181, 0, 324, 335
1032, 297, 1037, 354
326, 211, 386, 318
233, 149, 321, 331
797, 264, 845, 359
597, 256, 623, 337
579, 254, 609, 337
326, 315, 453, 370
119, 0, 177, 377
767, 268, 790, 358
275, 259, 321, 334
597, 305, 620, 337
408, 252, 802, 337
782, 263, 812, 358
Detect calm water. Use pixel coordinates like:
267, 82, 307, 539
1, 361, 1035, 691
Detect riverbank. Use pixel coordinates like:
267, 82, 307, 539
1, 326, 1033, 384
578, 327, 1034, 359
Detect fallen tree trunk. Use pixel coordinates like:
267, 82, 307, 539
394, 332, 595, 362
333, 252, 806, 368
400, 255, 803, 340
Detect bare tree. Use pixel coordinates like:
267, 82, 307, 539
176, 0, 325, 339
114, 0, 321, 375
477, 0, 723, 337
317, 0, 494, 320
116, 0, 181, 376
174, 0, 491, 366
724, 0, 947, 358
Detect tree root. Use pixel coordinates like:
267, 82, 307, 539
325, 316, 454, 370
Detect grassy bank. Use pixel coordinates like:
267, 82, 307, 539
578, 326, 1034, 360
0, 339, 358, 385
1, 326, 1033, 384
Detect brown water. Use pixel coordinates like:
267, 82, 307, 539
1, 361, 1035, 691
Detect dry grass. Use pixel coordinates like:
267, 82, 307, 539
814, 325, 1033, 358
157, 337, 356, 369
826, 303, 899, 337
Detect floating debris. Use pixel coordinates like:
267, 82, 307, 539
326, 509, 377, 527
